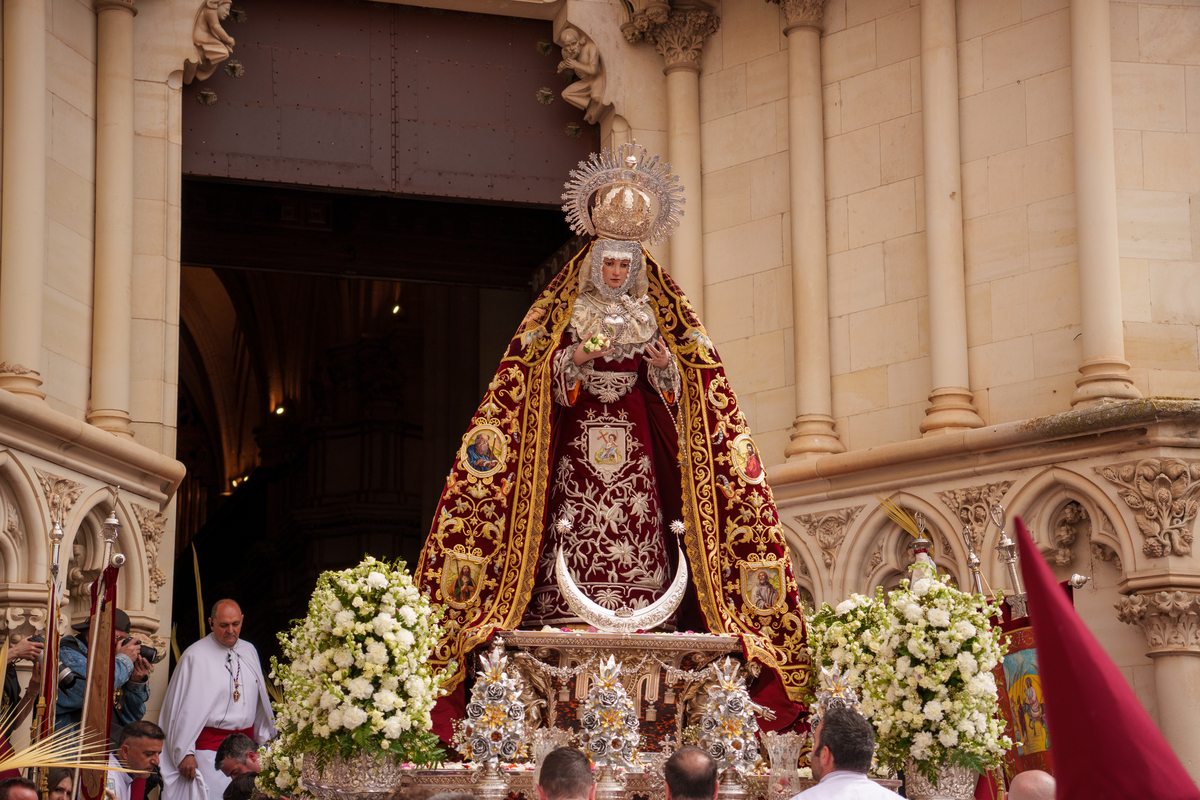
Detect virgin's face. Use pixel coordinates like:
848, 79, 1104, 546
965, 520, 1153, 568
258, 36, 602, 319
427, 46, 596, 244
602, 257, 631, 289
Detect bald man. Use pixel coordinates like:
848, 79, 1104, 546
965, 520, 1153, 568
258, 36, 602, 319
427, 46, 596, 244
159, 600, 275, 800
1007, 770, 1055, 800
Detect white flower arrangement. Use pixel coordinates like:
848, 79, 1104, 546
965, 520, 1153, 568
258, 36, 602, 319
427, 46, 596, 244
256, 556, 446, 796
807, 571, 1011, 784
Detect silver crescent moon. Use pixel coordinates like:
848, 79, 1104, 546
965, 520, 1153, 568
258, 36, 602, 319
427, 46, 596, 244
555, 546, 689, 634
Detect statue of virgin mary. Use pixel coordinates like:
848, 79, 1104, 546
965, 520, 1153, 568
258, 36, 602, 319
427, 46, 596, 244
415, 143, 810, 739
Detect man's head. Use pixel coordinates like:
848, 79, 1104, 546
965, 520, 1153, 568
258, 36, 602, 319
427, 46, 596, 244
1007, 770, 1055, 800
209, 599, 244, 648
536, 747, 595, 800
0, 777, 37, 800
72, 608, 132, 635
664, 746, 718, 800
223, 773, 261, 800
216, 732, 261, 777
810, 707, 875, 780
118, 720, 166, 772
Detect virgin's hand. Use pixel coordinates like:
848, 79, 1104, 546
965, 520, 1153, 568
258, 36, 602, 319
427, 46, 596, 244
572, 342, 612, 366
644, 339, 671, 369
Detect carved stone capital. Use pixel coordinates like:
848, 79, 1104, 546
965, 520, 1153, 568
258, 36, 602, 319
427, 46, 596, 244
1096, 458, 1200, 558
34, 468, 86, 528
793, 506, 863, 570
777, 0, 823, 33
94, 0, 137, 15
645, 6, 720, 72
132, 503, 167, 605
936, 481, 1013, 552
1116, 590, 1200, 656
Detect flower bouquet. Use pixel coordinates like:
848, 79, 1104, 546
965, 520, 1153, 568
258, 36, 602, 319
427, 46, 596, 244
257, 556, 446, 797
582, 333, 612, 353
858, 571, 1010, 784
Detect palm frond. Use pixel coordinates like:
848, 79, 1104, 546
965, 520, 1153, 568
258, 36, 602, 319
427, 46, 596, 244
192, 543, 206, 637
0, 726, 133, 773
876, 495, 922, 540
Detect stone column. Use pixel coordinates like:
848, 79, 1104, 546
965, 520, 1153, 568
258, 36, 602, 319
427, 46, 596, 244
917, 0, 984, 435
0, 0, 48, 399
647, 4, 718, 317
780, 0, 844, 460
1116, 591, 1200, 780
88, 0, 138, 439
1068, 0, 1140, 408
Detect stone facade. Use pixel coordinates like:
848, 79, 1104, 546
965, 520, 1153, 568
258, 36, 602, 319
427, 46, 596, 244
0, 0, 1198, 776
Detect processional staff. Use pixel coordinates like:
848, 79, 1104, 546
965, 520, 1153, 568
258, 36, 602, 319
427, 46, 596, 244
28, 520, 68, 794
73, 499, 125, 800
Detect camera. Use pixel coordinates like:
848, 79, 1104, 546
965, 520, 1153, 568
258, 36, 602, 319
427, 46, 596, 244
28, 636, 76, 691
121, 637, 161, 664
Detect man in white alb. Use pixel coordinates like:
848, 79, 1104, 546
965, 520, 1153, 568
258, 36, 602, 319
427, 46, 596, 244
788, 707, 896, 800
159, 599, 275, 800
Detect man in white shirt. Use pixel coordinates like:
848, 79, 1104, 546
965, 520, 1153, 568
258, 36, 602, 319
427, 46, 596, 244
159, 600, 275, 800
789, 707, 896, 799
105, 720, 165, 800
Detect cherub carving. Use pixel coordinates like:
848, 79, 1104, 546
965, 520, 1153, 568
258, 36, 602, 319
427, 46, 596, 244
558, 28, 607, 125
184, 0, 236, 84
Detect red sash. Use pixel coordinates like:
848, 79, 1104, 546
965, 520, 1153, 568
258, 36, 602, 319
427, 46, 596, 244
195, 726, 254, 751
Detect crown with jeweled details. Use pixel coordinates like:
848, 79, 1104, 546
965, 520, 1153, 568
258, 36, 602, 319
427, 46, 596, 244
561, 142, 685, 245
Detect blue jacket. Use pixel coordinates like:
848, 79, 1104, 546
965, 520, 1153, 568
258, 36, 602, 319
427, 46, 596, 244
55, 635, 150, 737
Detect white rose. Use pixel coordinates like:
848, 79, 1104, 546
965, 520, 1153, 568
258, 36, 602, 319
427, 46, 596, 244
342, 705, 369, 730
352, 596, 365, 608
373, 689, 399, 712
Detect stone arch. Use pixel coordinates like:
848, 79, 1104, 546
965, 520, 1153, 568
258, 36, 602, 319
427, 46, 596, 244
63, 491, 147, 626
989, 467, 1132, 582
781, 534, 818, 610
838, 493, 963, 601
0, 453, 49, 584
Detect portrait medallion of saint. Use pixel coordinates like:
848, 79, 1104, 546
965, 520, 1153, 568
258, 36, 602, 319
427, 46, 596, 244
441, 550, 487, 609
730, 433, 765, 485
460, 425, 506, 478
740, 561, 784, 615
587, 425, 627, 474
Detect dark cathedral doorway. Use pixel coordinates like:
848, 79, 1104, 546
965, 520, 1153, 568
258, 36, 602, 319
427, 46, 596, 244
171, 0, 598, 660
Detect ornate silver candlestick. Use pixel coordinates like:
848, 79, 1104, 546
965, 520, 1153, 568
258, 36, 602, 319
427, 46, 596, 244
990, 504, 1027, 618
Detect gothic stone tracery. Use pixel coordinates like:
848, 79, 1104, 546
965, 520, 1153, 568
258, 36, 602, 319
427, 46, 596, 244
792, 505, 863, 571
1096, 458, 1200, 558
936, 481, 1013, 552
34, 469, 86, 528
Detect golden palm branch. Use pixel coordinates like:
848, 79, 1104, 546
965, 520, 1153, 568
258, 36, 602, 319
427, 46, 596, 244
0, 725, 133, 774
876, 495, 923, 540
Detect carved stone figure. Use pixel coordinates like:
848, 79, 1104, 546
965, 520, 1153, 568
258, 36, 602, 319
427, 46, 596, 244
557, 29, 607, 125
185, 0, 236, 84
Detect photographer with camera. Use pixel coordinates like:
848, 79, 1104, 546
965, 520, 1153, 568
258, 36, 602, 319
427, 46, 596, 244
1, 637, 44, 736
55, 608, 153, 744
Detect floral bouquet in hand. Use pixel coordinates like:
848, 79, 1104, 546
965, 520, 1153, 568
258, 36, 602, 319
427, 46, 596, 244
859, 570, 1010, 783
257, 556, 446, 796
582, 332, 612, 353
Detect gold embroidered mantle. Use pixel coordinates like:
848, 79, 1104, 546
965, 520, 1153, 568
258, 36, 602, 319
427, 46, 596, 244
414, 242, 811, 704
